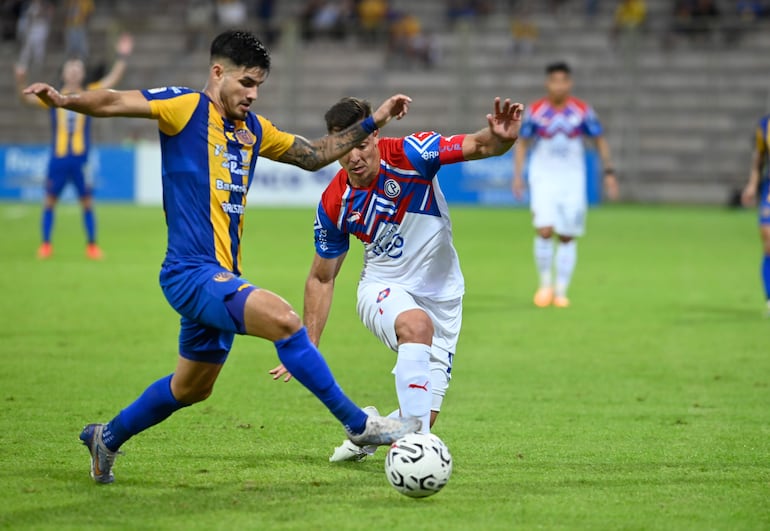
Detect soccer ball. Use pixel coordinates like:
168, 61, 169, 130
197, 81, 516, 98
384, 432, 453, 498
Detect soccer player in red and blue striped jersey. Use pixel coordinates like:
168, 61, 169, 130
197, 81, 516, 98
24, 30, 420, 484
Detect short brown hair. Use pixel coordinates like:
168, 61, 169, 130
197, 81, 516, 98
324, 97, 372, 133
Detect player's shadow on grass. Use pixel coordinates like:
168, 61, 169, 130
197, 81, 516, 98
674, 303, 762, 323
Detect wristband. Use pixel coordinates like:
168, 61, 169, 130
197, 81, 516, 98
361, 115, 378, 134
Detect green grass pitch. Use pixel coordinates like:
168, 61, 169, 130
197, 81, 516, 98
0, 203, 768, 530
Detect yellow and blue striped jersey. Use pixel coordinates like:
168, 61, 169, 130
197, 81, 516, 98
755, 114, 770, 180
142, 87, 295, 274
48, 81, 100, 159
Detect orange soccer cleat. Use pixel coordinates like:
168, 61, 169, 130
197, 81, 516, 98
37, 242, 52, 259
86, 243, 103, 260
553, 296, 570, 308
533, 287, 554, 308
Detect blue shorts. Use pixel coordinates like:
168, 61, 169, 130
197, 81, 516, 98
47, 156, 90, 199
760, 181, 770, 226
160, 262, 257, 364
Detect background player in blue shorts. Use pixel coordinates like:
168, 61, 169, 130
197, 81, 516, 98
14, 33, 134, 260
741, 113, 770, 312
23, 29, 420, 484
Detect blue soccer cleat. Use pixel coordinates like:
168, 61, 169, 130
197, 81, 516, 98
79, 423, 119, 484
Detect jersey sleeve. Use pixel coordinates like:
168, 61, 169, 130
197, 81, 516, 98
402, 131, 467, 180
581, 105, 604, 137
141, 87, 199, 136
314, 200, 349, 259
256, 116, 296, 160
518, 107, 536, 139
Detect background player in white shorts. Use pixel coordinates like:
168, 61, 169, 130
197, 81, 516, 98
512, 61, 618, 308
270, 96, 523, 461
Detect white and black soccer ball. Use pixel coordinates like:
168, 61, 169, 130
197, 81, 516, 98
384, 432, 453, 498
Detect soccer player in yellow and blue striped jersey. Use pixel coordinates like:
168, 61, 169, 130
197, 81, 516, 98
25, 29, 420, 484
741, 114, 770, 311
15, 33, 133, 259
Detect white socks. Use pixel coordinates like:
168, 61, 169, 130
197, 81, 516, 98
534, 236, 554, 288
555, 240, 577, 298
393, 343, 432, 434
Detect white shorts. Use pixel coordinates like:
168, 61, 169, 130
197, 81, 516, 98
530, 189, 587, 237
356, 282, 462, 411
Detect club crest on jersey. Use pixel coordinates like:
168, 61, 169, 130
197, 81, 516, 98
376, 288, 391, 302
234, 128, 255, 145
384, 179, 401, 199
213, 271, 235, 282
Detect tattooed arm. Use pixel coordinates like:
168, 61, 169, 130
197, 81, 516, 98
278, 93, 411, 171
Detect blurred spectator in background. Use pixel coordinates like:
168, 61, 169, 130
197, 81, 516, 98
388, 11, 438, 68
1, 0, 25, 42
611, 0, 646, 42
217, 0, 247, 27
186, 0, 214, 51
16, 0, 54, 70
255, 0, 278, 46
300, 0, 352, 42
736, 0, 765, 21
357, 0, 388, 45
585, 0, 600, 20
510, 6, 538, 57
65, 0, 94, 60
446, 0, 491, 28
691, 0, 721, 41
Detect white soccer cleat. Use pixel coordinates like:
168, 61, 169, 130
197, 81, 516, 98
347, 407, 421, 447
330, 406, 380, 462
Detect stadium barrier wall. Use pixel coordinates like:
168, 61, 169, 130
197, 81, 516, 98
0, 145, 601, 206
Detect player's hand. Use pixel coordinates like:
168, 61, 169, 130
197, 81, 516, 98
23, 83, 66, 108
512, 177, 526, 200
372, 94, 412, 128
115, 33, 134, 57
487, 98, 524, 143
13, 64, 27, 83
741, 184, 757, 207
604, 172, 619, 201
269, 363, 293, 383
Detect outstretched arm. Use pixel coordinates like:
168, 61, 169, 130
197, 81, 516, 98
96, 33, 134, 90
512, 137, 530, 200
742, 148, 762, 206
23, 83, 153, 118
278, 94, 411, 171
595, 135, 619, 201
269, 252, 347, 382
462, 98, 524, 161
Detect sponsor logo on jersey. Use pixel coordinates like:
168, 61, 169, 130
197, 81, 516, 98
384, 179, 401, 199
213, 271, 235, 282
376, 288, 391, 302
221, 202, 245, 214
216, 179, 247, 194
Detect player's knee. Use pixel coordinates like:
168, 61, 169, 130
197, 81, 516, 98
395, 310, 434, 344
172, 382, 215, 404
537, 227, 554, 239
558, 235, 574, 243
270, 310, 303, 340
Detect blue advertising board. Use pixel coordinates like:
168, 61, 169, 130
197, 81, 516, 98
436, 150, 602, 206
0, 145, 135, 202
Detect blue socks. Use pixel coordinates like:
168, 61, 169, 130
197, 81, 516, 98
41, 207, 54, 243
275, 327, 368, 435
83, 208, 96, 244
102, 374, 188, 452
762, 255, 770, 300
